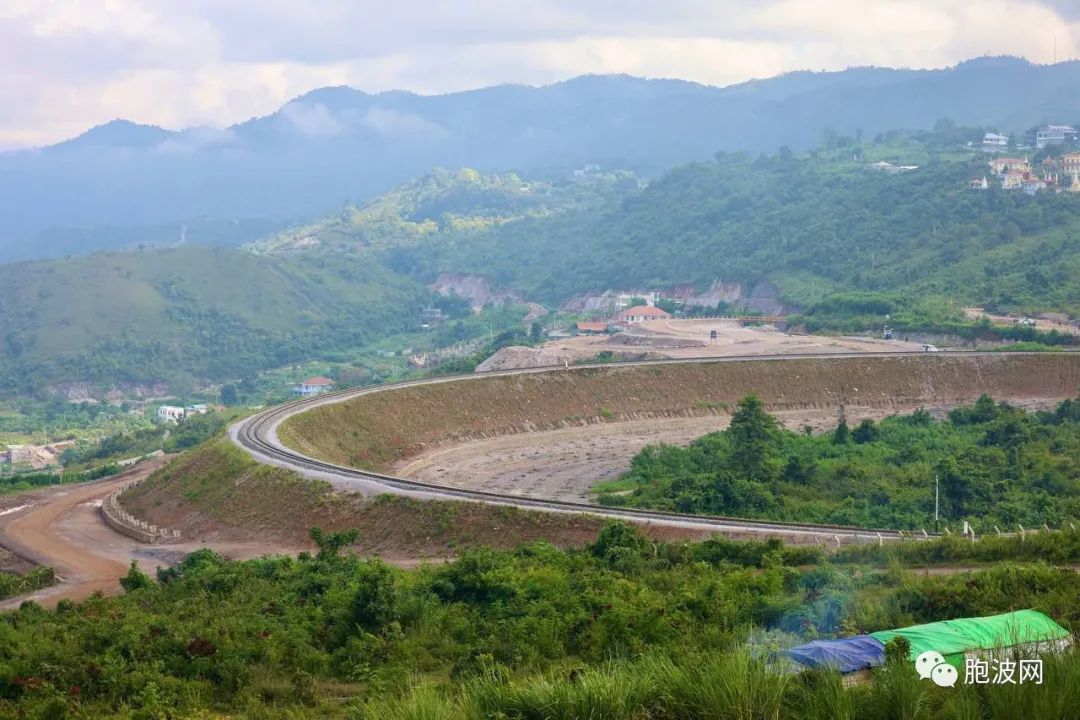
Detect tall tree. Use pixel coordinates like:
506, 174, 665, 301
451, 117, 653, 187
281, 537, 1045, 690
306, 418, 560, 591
726, 394, 779, 482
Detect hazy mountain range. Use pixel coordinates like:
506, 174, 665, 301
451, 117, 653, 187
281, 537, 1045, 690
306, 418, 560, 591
2, 55, 1080, 262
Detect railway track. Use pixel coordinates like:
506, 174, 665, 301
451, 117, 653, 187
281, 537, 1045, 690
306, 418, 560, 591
232, 351, 1019, 542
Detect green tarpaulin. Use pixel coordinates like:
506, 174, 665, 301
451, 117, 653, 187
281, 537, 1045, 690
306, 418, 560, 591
870, 609, 1069, 666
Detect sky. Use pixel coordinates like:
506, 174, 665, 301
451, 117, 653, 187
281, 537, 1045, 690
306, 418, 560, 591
2, 0, 1079, 150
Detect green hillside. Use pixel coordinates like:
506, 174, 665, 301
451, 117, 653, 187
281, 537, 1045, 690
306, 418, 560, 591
251, 166, 640, 255
4, 127, 1079, 399
0, 246, 426, 395
423, 130, 1080, 320
258, 126, 1080, 327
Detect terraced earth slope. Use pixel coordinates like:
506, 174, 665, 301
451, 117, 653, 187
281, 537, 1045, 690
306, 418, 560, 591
278, 354, 1080, 471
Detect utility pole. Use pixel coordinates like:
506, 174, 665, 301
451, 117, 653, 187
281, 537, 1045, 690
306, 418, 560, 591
934, 474, 940, 531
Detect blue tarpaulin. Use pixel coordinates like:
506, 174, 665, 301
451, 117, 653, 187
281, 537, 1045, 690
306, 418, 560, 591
784, 635, 886, 673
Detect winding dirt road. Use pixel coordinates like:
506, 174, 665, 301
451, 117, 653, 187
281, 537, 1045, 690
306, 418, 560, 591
0, 459, 170, 610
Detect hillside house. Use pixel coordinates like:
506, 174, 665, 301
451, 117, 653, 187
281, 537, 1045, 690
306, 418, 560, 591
1030, 124, 1077, 149
1023, 177, 1048, 194
989, 157, 1029, 176
294, 376, 334, 396
616, 305, 671, 326
1061, 152, 1080, 176
982, 132, 1008, 148
969, 176, 989, 190
1001, 171, 1026, 190
157, 405, 186, 424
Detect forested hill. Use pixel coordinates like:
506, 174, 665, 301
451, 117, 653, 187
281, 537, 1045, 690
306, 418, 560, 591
4, 127, 1080, 398
295, 127, 1080, 320
0, 247, 427, 396
6, 56, 1080, 262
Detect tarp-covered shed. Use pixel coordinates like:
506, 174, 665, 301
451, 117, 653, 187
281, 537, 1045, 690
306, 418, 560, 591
783, 635, 885, 673
783, 609, 1070, 674
870, 609, 1070, 666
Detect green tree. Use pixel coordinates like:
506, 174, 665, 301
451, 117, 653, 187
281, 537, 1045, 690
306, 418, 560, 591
832, 419, 851, 445
309, 527, 359, 561
727, 394, 779, 482
119, 560, 153, 592
219, 383, 239, 406
852, 418, 878, 444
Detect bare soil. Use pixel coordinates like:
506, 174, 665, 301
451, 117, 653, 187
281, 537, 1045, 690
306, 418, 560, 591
0, 458, 170, 610
394, 407, 912, 502
120, 442, 711, 567
477, 319, 927, 371
964, 307, 1079, 335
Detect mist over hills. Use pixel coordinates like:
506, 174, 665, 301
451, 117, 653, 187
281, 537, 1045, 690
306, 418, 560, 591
4, 56, 1080, 262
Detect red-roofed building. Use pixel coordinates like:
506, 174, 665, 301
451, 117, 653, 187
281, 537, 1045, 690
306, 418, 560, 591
575, 321, 609, 335
616, 305, 671, 326
294, 376, 334, 396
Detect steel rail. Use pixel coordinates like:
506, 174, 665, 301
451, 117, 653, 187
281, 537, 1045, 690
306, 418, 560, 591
232, 351, 1058, 540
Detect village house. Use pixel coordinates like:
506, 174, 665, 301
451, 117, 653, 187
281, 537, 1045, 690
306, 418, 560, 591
1061, 152, 1080, 176
293, 376, 334, 396
982, 132, 1008, 148
575, 321, 609, 336
968, 176, 989, 190
156, 405, 187, 424
616, 305, 671, 326
989, 157, 1029, 176
1023, 177, 1048, 195
1030, 124, 1077, 149
1001, 171, 1026, 191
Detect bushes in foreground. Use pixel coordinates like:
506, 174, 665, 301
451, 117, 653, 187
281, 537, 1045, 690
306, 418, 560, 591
3, 524, 1080, 717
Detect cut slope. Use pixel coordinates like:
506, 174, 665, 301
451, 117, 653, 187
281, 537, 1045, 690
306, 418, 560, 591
122, 440, 708, 559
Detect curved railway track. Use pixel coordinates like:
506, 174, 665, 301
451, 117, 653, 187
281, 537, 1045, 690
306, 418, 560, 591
232, 350, 1022, 542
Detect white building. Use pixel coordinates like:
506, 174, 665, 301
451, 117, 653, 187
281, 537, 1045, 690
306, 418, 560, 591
293, 376, 334, 396
616, 305, 671, 326
1033, 125, 1077, 149
867, 161, 919, 174
157, 405, 187, 424
982, 132, 1008, 148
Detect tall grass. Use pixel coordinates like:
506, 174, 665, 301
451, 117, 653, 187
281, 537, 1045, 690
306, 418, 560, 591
349, 650, 1080, 720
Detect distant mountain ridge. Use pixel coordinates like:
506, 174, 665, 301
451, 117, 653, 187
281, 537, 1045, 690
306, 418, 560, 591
4, 56, 1080, 261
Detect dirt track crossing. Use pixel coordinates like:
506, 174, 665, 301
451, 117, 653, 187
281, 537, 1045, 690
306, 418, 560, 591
0, 459, 168, 610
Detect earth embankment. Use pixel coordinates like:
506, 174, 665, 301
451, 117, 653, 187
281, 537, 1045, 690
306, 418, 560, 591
279, 354, 1080, 471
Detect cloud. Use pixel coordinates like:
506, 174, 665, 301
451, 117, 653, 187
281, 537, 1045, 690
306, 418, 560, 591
357, 108, 448, 139
279, 102, 345, 136
1, 0, 1078, 148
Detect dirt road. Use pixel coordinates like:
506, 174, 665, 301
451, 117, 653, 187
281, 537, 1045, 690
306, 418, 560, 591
963, 307, 1079, 336
0, 458, 407, 610
0, 460, 172, 610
